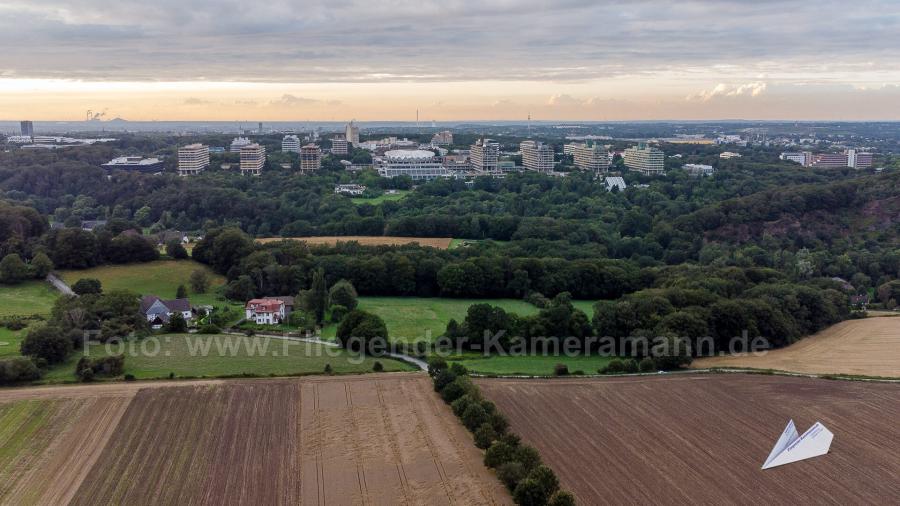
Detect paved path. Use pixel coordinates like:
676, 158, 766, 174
47, 273, 75, 296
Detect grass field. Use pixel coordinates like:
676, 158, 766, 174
0, 327, 28, 359
60, 260, 225, 301
257, 236, 453, 249
43, 335, 414, 382
321, 296, 542, 342
451, 354, 614, 376
0, 281, 58, 317
350, 189, 410, 205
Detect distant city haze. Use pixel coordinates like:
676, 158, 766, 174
2, 0, 899, 121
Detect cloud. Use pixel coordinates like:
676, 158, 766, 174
689, 82, 768, 101
547, 94, 583, 106
268, 94, 340, 107
183, 97, 213, 105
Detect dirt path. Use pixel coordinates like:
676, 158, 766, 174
694, 316, 900, 377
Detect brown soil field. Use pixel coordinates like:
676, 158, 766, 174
694, 316, 900, 377
257, 236, 453, 249
0, 374, 509, 506
477, 373, 900, 505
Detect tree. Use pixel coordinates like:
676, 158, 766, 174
496, 461, 527, 491
328, 279, 359, 310
336, 310, 388, 354
0, 253, 29, 284
72, 278, 102, 295
303, 268, 328, 323
189, 269, 210, 294
20, 326, 73, 364
513, 466, 559, 506
165, 312, 188, 333
176, 284, 188, 299
166, 240, 189, 259
30, 252, 54, 278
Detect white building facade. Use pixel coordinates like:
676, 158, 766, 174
378, 149, 449, 181
177, 143, 210, 176
240, 143, 266, 175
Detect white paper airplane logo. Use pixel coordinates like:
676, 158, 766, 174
762, 419, 834, 470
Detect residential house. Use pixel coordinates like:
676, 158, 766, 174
140, 295, 193, 329
245, 298, 287, 325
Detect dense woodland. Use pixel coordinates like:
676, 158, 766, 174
0, 138, 898, 376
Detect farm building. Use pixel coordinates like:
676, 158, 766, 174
140, 295, 193, 329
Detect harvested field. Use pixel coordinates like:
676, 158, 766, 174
477, 373, 900, 505
257, 236, 453, 249
694, 316, 900, 377
0, 374, 509, 505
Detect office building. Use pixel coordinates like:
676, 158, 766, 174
300, 144, 322, 172
846, 149, 873, 169
20, 121, 34, 138
102, 156, 165, 173
378, 150, 448, 181
282, 135, 301, 153
520, 140, 555, 173
780, 152, 813, 166
623, 144, 665, 176
230, 136, 253, 153
470, 138, 500, 174
177, 143, 210, 176
240, 143, 266, 176
331, 136, 349, 155
431, 131, 453, 146
720, 151, 742, 159
683, 163, 715, 177
567, 142, 610, 171
345, 120, 360, 145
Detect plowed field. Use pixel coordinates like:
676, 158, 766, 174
477, 374, 900, 505
0, 374, 510, 505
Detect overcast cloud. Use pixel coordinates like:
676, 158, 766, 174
2, 0, 899, 83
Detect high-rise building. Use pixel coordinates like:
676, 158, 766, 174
780, 151, 813, 166
567, 142, 610, 171
623, 144, 665, 176
519, 140, 554, 173
683, 163, 715, 177
378, 150, 449, 181
230, 136, 253, 153
331, 136, 349, 155
240, 143, 266, 176
431, 130, 453, 146
300, 144, 322, 172
470, 138, 500, 174
282, 135, 301, 153
846, 149, 873, 169
20, 121, 34, 138
345, 120, 360, 145
177, 143, 210, 176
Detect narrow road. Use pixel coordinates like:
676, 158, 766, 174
47, 273, 75, 296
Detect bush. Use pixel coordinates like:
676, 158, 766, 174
514, 445, 543, 472
603, 358, 624, 374
165, 312, 188, 333
336, 310, 388, 354
451, 394, 477, 417
548, 490, 577, 506
623, 358, 639, 373
513, 466, 559, 506
0, 357, 42, 385
72, 278, 102, 295
76, 354, 125, 380
484, 440, 517, 468
372, 361, 384, 372
198, 323, 221, 334
639, 357, 656, 373
190, 269, 210, 294
488, 411, 509, 435
124, 373, 136, 381
440, 376, 474, 403
553, 363, 569, 376
329, 304, 348, 323
324, 363, 333, 374
428, 356, 448, 377
461, 403, 489, 432
496, 461, 527, 491
473, 423, 498, 449
524, 292, 550, 308
166, 240, 189, 260
433, 369, 457, 392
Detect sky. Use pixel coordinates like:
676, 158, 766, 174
2, 0, 900, 121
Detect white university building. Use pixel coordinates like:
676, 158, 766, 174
177, 143, 210, 176
520, 140, 555, 173
282, 135, 301, 153
240, 143, 266, 176
378, 150, 449, 181
624, 144, 665, 176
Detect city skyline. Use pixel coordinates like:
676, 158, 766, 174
3, 0, 900, 121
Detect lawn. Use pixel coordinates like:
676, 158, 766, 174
350, 190, 409, 205
451, 353, 615, 376
0, 281, 58, 317
571, 300, 598, 316
0, 327, 28, 359
320, 296, 542, 343
59, 260, 224, 300
43, 334, 415, 382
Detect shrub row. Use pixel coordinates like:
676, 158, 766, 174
428, 357, 576, 506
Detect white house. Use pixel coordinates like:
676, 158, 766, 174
604, 176, 627, 192
140, 295, 193, 329
245, 298, 286, 325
